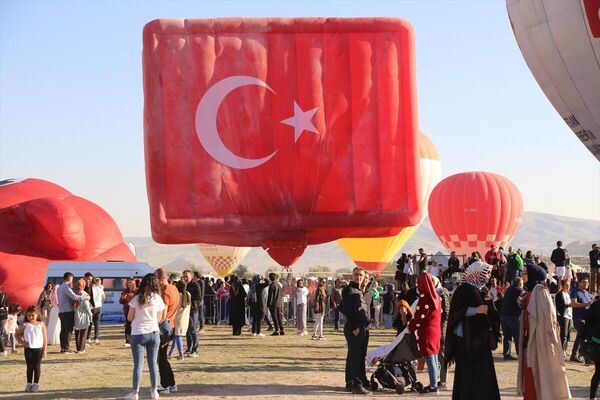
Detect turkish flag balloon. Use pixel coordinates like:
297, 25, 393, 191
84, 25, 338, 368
143, 18, 421, 265
196, 243, 250, 278
428, 172, 523, 257
507, 0, 600, 161
0, 178, 135, 309
338, 132, 441, 270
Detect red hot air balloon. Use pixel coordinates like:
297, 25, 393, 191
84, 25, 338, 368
143, 18, 421, 265
0, 178, 136, 309
428, 172, 523, 258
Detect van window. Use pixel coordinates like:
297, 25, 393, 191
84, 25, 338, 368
100, 278, 129, 291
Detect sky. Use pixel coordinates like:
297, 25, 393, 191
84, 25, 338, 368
1, 0, 599, 238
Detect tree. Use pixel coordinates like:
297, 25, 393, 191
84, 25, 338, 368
232, 264, 252, 279
308, 265, 331, 275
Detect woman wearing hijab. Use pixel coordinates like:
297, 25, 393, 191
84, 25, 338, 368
249, 275, 269, 337
228, 275, 247, 336
517, 263, 571, 400
73, 279, 93, 354
407, 272, 442, 394
445, 261, 501, 400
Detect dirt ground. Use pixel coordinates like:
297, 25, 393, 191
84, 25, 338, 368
0, 323, 594, 399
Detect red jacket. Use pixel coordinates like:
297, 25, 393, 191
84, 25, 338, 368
408, 273, 442, 356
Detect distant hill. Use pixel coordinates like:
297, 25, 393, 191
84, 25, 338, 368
127, 212, 599, 274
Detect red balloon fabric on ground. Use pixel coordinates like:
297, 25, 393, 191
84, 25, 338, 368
143, 18, 421, 263
428, 171, 524, 257
0, 178, 135, 309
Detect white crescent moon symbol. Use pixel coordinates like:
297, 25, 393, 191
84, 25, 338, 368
195, 76, 277, 169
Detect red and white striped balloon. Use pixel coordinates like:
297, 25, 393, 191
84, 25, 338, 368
428, 171, 523, 257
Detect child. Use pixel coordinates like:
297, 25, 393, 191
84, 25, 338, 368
6, 304, 21, 354
15, 305, 47, 392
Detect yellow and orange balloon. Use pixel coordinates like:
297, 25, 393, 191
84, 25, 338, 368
337, 132, 441, 271
196, 243, 251, 278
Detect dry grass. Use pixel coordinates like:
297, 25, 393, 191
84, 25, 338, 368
0, 323, 594, 399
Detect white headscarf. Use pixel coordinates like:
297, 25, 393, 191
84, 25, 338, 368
461, 261, 491, 289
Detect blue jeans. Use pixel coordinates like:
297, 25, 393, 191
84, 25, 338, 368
169, 336, 183, 357
383, 313, 393, 329
130, 332, 160, 391
501, 315, 520, 358
424, 354, 439, 389
186, 310, 199, 353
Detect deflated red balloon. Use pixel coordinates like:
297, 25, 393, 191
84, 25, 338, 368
0, 178, 136, 309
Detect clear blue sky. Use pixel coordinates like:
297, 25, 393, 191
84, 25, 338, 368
1, 0, 599, 237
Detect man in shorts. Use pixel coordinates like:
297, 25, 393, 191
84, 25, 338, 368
551, 241, 569, 291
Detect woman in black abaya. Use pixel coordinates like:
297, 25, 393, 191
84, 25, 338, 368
445, 261, 501, 400
229, 275, 247, 336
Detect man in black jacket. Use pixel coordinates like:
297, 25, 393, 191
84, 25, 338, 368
267, 273, 284, 336
342, 266, 370, 395
193, 272, 206, 331
182, 270, 201, 357
83, 272, 96, 343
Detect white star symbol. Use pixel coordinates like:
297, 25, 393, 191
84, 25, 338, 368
280, 101, 319, 142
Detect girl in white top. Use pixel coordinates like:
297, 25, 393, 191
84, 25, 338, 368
15, 306, 47, 393
295, 280, 309, 336
124, 273, 166, 400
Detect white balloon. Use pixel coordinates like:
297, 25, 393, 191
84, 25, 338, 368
507, 0, 600, 161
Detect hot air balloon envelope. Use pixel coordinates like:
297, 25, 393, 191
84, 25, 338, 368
197, 243, 251, 278
143, 17, 421, 260
428, 172, 524, 258
0, 178, 136, 309
507, 0, 600, 160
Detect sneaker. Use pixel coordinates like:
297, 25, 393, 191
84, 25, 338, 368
503, 355, 517, 361
61, 349, 73, 354
157, 386, 170, 394
311, 335, 318, 340
79, 350, 86, 354
11, 349, 19, 354
300, 331, 308, 336
87, 339, 92, 343
271, 331, 280, 336
31, 384, 39, 392
252, 333, 257, 337
1, 351, 6, 356
257, 333, 265, 337
280, 331, 285, 336
177, 355, 184, 360
189, 352, 199, 358
420, 386, 439, 395
168, 385, 178, 393
438, 382, 447, 389
95, 339, 99, 344
24, 384, 32, 392
123, 392, 139, 400
570, 355, 583, 364
318, 336, 326, 340
124, 343, 131, 348
351, 383, 370, 395
150, 389, 160, 399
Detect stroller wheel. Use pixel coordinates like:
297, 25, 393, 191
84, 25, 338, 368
395, 383, 405, 395
412, 381, 423, 392
370, 378, 379, 392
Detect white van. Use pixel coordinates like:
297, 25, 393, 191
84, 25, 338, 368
45, 261, 155, 320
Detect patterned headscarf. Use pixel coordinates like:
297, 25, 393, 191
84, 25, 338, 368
461, 260, 492, 289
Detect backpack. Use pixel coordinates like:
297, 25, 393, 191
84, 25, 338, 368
507, 253, 520, 271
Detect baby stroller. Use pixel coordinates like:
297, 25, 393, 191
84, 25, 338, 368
369, 331, 423, 395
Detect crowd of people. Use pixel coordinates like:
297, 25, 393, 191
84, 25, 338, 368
341, 242, 600, 400
0, 242, 598, 399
